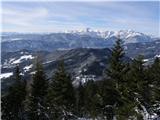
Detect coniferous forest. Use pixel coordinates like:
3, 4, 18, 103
1, 38, 160, 120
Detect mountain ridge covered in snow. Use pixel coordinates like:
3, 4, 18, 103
2, 29, 159, 52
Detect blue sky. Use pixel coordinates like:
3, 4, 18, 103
1, 1, 160, 36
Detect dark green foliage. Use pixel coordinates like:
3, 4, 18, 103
83, 80, 101, 119
2, 39, 160, 119
98, 79, 121, 120
46, 60, 76, 119
128, 56, 146, 92
106, 39, 126, 84
128, 56, 152, 111
27, 60, 48, 120
148, 57, 160, 115
104, 38, 131, 118
103, 38, 144, 119
2, 66, 26, 120
75, 81, 85, 117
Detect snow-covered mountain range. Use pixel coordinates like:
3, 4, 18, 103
2, 29, 159, 52
67, 28, 154, 43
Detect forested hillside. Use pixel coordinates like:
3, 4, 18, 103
2, 38, 160, 120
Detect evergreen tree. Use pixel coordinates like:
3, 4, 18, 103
104, 38, 135, 119
106, 38, 128, 90
46, 60, 76, 120
98, 79, 121, 120
2, 65, 26, 120
83, 80, 101, 119
75, 81, 85, 118
148, 57, 160, 115
127, 55, 152, 119
27, 59, 48, 120
128, 56, 145, 94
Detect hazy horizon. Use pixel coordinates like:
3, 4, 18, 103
2, 1, 160, 36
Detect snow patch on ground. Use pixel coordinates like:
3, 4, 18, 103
143, 59, 149, 62
20, 52, 24, 54
0, 72, 13, 79
20, 51, 28, 54
43, 60, 56, 64
75, 75, 96, 83
20, 73, 24, 76
9, 58, 16, 63
30, 71, 36, 75
11, 55, 34, 64
23, 64, 33, 72
155, 54, 160, 58
11, 38, 22, 41
100, 62, 105, 66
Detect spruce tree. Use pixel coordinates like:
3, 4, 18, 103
106, 38, 127, 90
27, 59, 48, 120
75, 81, 85, 118
148, 57, 160, 115
128, 56, 145, 93
127, 55, 152, 119
104, 38, 134, 119
98, 79, 121, 120
2, 65, 26, 120
83, 80, 101, 119
46, 60, 76, 120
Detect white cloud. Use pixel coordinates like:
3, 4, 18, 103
2, 4, 87, 32
2, 7, 49, 27
1, 1, 159, 36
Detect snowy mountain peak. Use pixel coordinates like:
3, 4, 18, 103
65, 28, 152, 41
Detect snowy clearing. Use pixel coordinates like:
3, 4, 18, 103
143, 59, 149, 62
12, 55, 34, 64
155, 54, 160, 58
0, 72, 13, 79
23, 64, 33, 72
